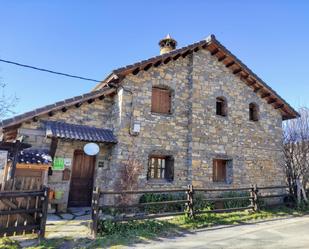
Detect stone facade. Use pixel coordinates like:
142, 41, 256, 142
110, 49, 285, 192
13, 47, 286, 210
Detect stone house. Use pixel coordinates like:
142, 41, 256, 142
0, 34, 299, 211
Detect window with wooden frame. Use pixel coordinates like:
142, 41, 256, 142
216, 97, 227, 117
147, 155, 174, 182
213, 159, 228, 183
151, 87, 172, 114
249, 103, 259, 121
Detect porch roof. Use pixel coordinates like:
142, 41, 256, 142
45, 121, 117, 144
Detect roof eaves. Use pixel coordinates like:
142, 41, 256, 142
0, 87, 116, 129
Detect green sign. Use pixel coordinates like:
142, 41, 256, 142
53, 157, 65, 171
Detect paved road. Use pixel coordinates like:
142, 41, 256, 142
131, 215, 309, 249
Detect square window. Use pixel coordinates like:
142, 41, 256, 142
148, 155, 174, 181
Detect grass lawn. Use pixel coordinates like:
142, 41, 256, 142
1, 206, 308, 249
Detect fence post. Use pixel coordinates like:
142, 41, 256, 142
91, 186, 100, 238
38, 186, 49, 240
186, 185, 194, 218
250, 184, 259, 212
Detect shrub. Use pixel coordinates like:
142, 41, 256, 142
0, 238, 21, 249
220, 191, 251, 209
193, 192, 214, 211
98, 219, 173, 236
139, 192, 186, 213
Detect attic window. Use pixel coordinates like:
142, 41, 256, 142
216, 97, 227, 117
249, 103, 259, 121
151, 87, 172, 114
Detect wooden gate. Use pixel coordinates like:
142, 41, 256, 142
0, 178, 49, 238
69, 150, 95, 207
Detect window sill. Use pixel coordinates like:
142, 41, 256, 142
212, 181, 232, 186
151, 112, 173, 117
147, 179, 174, 185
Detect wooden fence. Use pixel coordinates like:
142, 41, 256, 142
0, 177, 49, 239
91, 184, 291, 237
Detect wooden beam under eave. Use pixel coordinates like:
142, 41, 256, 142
261, 92, 271, 99
163, 57, 171, 64
211, 48, 219, 55
240, 73, 249, 80
182, 49, 192, 58
75, 103, 82, 108
254, 87, 262, 93
226, 61, 235, 68
218, 55, 227, 62
48, 111, 54, 117
173, 54, 181, 60
132, 68, 140, 75
193, 47, 200, 52
154, 60, 162, 67
268, 98, 277, 104
32, 116, 38, 122
275, 104, 284, 109
99, 95, 105, 100
87, 99, 94, 104
233, 68, 242, 75
143, 63, 153, 71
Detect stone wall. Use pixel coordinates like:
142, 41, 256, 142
111, 48, 285, 191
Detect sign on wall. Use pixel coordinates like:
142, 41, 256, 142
53, 157, 65, 171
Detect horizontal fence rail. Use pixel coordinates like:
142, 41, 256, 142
90, 184, 292, 237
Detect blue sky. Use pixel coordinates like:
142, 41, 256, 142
0, 0, 308, 118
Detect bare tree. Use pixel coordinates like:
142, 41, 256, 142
0, 83, 18, 120
115, 156, 143, 205
283, 107, 309, 202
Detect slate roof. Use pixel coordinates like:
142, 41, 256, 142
17, 149, 52, 165
94, 34, 299, 120
0, 86, 116, 129
45, 121, 117, 143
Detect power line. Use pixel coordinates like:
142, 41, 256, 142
0, 58, 101, 83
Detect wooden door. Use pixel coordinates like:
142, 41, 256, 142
69, 150, 96, 207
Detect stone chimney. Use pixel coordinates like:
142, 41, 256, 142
159, 34, 177, 55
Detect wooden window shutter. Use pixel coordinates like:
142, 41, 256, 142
151, 88, 161, 113
151, 87, 171, 114
213, 159, 227, 182
165, 156, 174, 182
160, 89, 171, 114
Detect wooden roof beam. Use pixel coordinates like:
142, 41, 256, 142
193, 47, 200, 52
261, 92, 271, 99
173, 54, 181, 60
132, 68, 140, 75
254, 87, 262, 93
143, 63, 153, 71
233, 68, 242, 75
275, 104, 284, 110
226, 61, 235, 68
182, 49, 192, 58
218, 55, 227, 62
154, 60, 162, 67
75, 103, 82, 108
211, 48, 219, 55
163, 57, 171, 64
268, 98, 277, 104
